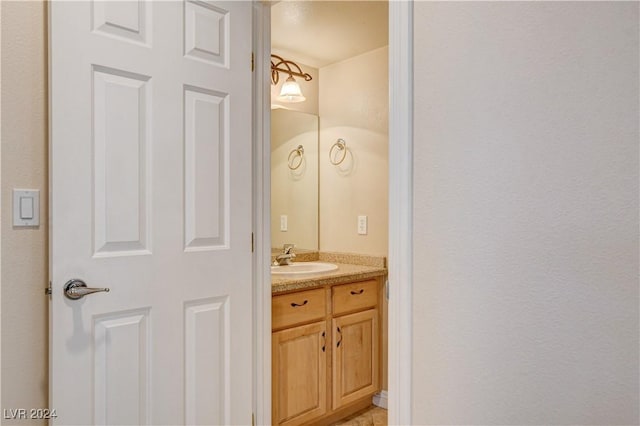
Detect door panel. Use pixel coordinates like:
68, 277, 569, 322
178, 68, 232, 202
184, 296, 229, 425
92, 0, 150, 46
184, 1, 229, 66
94, 309, 151, 425
50, 2, 252, 424
92, 65, 152, 257
184, 86, 228, 250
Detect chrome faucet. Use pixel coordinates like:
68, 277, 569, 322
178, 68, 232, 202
273, 244, 296, 266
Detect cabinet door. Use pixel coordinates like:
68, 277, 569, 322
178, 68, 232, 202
272, 321, 327, 426
332, 309, 379, 409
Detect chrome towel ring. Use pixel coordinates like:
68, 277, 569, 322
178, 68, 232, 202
287, 145, 304, 170
329, 138, 347, 165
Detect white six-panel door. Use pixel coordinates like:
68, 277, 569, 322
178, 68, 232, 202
50, 1, 253, 424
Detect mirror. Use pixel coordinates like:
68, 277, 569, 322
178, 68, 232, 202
271, 109, 319, 251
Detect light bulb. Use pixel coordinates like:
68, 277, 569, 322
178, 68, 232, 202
277, 76, 306, 103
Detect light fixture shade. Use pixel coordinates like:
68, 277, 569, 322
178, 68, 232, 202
277, 76, 306, 103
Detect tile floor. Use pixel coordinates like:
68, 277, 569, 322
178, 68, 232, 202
333, 406, 387, 426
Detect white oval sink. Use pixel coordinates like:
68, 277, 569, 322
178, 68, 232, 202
271, 261, 338, 275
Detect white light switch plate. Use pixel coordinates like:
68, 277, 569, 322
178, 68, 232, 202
280, 215, 288, 231
13, 189, 40, 227
357, 215, 368, 235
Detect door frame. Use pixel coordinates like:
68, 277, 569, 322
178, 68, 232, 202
252, 1, 414, 425
387, 2, 414, 425
252, 2, 272, 425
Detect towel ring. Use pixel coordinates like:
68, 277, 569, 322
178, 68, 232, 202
287, 145, 304, 170
329, 139, 347, 165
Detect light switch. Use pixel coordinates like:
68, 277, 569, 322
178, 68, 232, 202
13, 189, 39, 227
280, 215, 288, 232
20, 197, 34, 219
357, 215, 368, 235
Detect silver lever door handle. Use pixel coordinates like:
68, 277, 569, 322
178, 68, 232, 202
64, 279, 110, 300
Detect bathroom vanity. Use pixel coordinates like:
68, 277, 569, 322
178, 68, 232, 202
271, 253, 387, 426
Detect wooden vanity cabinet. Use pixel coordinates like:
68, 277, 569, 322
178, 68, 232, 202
272, 288, 326, 330
331, 280, 379, 410
272, 288, 328, 426
272, 321, 328, 426
272, 278, 382, 426
332, 309, 379, 409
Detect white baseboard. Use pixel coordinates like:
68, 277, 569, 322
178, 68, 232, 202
372, 390, 388, 409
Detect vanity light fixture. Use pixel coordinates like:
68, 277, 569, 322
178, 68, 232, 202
271, 54, 312, 103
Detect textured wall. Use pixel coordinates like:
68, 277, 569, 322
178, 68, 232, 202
412, 2, 639, 424
1, 1, 49, 423
319, 46, 388, 256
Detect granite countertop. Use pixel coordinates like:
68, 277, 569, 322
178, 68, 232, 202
271, 252, 387, 294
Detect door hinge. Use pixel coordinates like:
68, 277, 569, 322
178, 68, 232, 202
251, 52, 254, 72
251, 232, 254, 253
45, 281, 52, 298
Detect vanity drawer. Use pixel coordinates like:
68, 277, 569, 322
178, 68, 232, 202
272, 288, 326, 330
332, 280, 378, 316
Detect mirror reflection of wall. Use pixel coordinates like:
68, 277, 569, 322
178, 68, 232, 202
270, 1, 388, 257
271, 109, 319, 251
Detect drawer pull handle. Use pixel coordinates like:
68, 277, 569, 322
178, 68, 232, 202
336, 327, 342, 347
350, 289, 364, 295
321, 331, 326, 352
290, 300, 308, 307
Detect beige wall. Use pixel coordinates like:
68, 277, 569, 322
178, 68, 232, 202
319, 46, 388, 256
412, 2, 639, 424
1, 1, 49, 422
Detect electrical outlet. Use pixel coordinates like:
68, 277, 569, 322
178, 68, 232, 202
357, 215, 367, 235
280, 215, 288, 231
